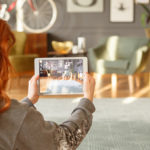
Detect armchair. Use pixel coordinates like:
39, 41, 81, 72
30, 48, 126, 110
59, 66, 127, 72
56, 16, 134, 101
88, 36, 148, 74
9, 31, 38, 74
88, 36, 149, 96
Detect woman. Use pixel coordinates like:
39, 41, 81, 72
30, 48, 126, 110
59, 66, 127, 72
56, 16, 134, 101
0, 19, 95, 150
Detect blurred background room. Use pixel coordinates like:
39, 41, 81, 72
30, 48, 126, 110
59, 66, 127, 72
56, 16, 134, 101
1, 0, 150, 149
1, 0, 150, 99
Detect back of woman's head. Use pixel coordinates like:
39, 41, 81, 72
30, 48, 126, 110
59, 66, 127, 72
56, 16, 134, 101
0, 19, 15, 113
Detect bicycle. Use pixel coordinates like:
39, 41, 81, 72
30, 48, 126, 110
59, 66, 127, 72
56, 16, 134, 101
0, 0, 57, 33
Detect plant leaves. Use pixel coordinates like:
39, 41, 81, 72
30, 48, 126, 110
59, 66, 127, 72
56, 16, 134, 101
141, 13, 147, 27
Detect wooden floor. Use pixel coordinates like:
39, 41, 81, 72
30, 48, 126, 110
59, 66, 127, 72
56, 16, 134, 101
93, 72, 150, 98
6, 72, 150, 100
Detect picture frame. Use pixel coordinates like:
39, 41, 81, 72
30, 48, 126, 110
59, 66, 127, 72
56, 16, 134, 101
110, 0, 134, 22
67, 0, 104, 13
135, 0, 149, 4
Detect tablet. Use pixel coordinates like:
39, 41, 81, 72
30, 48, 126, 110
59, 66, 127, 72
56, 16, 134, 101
34, 57, 88, 95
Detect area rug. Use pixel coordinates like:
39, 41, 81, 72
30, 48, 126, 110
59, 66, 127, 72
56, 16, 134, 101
35, 97, 150, 150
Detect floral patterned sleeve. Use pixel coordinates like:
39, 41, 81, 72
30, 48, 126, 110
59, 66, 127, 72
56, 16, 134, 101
54, 98, 95, 150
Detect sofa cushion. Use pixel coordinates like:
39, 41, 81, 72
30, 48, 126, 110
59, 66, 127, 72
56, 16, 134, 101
97, 59, 129, 70
117, 37, 148, 59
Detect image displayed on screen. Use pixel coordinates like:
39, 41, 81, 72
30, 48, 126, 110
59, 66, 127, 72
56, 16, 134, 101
39, 59, 83, 94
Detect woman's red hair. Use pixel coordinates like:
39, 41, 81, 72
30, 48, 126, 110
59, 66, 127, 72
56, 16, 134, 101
0, 19, 15, 113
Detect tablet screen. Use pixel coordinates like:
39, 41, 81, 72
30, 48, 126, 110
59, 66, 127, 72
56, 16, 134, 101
39, 59, 84, 94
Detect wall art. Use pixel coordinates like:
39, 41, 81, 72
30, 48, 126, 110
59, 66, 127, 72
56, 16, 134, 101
67, 0, 104, 13
110, 0, 134, 22
135, 0, 149, 4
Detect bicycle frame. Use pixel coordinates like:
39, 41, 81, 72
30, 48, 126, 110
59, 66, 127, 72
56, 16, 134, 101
7, 0, 17, 12
0, 0, 37, 21
27, 0, 36, 11
0, 0, 36, 13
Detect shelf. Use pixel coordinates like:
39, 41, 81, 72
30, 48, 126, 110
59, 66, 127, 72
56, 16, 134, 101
47, 51, 87, 57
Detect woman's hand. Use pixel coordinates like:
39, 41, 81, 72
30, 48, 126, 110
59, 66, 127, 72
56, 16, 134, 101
27, 75, 39, 104
83, 73, 95, 102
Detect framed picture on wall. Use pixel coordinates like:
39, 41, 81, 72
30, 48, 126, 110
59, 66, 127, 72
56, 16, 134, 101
110, 0, 134, 22
135, 0, 149, 4
67, 0, 104, 13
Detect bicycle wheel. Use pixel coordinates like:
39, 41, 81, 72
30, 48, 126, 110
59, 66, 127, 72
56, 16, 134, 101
22, 0, 57, 33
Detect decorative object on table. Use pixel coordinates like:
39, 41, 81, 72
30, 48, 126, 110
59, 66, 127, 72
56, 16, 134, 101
67, 0, 103, 12
135, 0, 149, 4
51, 41, 73, 54
138, 2, 150, 38
110, 0, 134, 22
72, 45, 79, 54
77, 37, 86, 53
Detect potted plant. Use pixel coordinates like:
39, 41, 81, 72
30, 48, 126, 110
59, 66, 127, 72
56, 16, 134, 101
140, 4, 150, 38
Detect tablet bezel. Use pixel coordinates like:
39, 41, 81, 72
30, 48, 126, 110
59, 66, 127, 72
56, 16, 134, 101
34, 57, 88, 95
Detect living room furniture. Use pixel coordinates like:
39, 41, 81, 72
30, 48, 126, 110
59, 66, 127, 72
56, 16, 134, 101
88, 36, 149, 96
9, 31, 38, 74
47, 51, 87, 57
51, 40, 73, 54
24, 33, 47, 57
